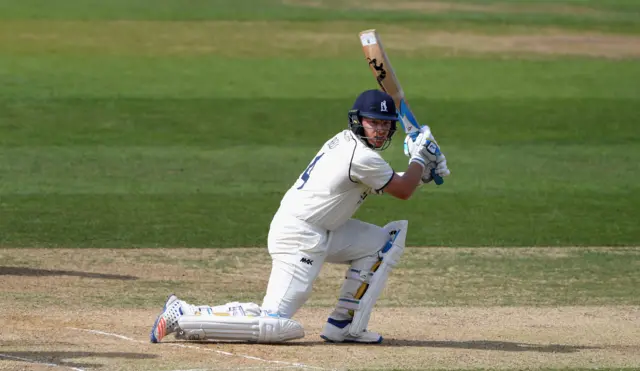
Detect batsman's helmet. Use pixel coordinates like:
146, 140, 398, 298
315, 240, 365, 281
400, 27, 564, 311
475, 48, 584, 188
348, 89, 398, 150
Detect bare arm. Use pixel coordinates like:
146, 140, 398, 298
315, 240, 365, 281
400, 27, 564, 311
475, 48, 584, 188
383, 162, 424, 200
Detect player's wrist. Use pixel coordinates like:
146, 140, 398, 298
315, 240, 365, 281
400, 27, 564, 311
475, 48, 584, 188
409, 156, 426, 170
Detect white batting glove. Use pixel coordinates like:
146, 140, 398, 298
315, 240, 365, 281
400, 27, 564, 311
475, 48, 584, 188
420, 153, 450, 183
405, 126, 438, 167
404, 126, 450, 181
403, 125, 435, 159
434, 153, 450, 178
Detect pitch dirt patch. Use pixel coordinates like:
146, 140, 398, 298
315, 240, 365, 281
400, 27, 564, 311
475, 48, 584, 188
3, 20, 640, 59
284, 0, 613, 17
1, 247, 639, 370
381, 30, 640, 59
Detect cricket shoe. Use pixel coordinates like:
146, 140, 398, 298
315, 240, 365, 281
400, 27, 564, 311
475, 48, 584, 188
150, 294, 188, 343
320, 318, 383, 344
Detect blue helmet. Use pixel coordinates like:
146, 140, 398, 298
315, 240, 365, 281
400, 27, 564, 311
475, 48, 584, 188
348, 89, 399, 150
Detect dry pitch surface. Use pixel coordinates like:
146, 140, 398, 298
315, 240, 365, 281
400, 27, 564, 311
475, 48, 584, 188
1, 247, 639, 371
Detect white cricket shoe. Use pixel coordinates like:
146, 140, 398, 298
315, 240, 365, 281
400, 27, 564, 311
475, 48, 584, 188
150, 294, 187, 343
320, 318, 383, 344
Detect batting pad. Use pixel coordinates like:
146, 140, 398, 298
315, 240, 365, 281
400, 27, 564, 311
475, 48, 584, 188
349, 220, 408, 337
177, 314, 304, 343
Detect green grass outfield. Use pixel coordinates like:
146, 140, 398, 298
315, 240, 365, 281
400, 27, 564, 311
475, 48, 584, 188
1, 0, 639, 32
0, 0, 639, 247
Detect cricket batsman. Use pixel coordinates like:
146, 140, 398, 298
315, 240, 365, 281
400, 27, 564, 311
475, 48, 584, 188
150, 89, 450, 344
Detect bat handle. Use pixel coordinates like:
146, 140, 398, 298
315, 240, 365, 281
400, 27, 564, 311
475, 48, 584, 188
431, 168, 444, 185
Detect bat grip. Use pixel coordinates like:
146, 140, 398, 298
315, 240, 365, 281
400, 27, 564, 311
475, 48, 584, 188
431, 168, 444, 185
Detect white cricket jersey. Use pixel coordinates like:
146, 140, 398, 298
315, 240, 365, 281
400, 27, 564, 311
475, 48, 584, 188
276, 130, 395, 231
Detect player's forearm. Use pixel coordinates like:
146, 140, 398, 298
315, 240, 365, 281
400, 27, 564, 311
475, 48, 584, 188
386, 162, 424, 200
400, 162, 424, 191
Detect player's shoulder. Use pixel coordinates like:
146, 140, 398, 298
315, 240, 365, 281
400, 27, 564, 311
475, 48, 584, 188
321, 130, 357, 150
321, 130, 386, 164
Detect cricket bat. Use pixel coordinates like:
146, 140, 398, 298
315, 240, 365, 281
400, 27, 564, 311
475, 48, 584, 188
358, 29, 444, 185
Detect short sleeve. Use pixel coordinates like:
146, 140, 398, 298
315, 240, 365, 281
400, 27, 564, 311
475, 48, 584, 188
350, 149, 395, 191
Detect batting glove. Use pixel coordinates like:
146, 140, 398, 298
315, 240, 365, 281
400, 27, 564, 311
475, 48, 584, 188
404, 126, 450, 182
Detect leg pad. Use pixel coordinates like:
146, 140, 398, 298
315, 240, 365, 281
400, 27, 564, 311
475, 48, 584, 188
177, 314, 304, 343
348, 220, 408, 337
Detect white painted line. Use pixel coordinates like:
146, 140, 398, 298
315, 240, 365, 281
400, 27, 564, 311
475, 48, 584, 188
73, 328, 137, 341
0, 353, 86, 371
67, 327, 332, 370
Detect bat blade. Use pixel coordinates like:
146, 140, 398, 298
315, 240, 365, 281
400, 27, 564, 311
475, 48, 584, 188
359, 29, 444, 185
359, 29, 421, 135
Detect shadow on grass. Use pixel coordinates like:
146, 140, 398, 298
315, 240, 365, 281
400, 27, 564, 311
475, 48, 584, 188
380, 339, 598, 353
0, 266, 138, 280
0, 351, 156, 368
210, 339, 599, 353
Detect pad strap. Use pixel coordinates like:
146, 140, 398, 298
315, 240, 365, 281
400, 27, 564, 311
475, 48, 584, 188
347, 268, 373, 283
337, 297, 360, 311
337, 268, 373, 310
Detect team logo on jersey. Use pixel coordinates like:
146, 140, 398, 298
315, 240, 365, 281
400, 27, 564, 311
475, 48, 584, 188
328, 136, 339, 149
380, 100, 388, 112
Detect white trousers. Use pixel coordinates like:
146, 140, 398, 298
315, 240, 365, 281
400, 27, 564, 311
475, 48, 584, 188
260, 213, 389, 319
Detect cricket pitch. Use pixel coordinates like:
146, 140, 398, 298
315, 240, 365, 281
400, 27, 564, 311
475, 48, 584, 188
1, 248, 639, 371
